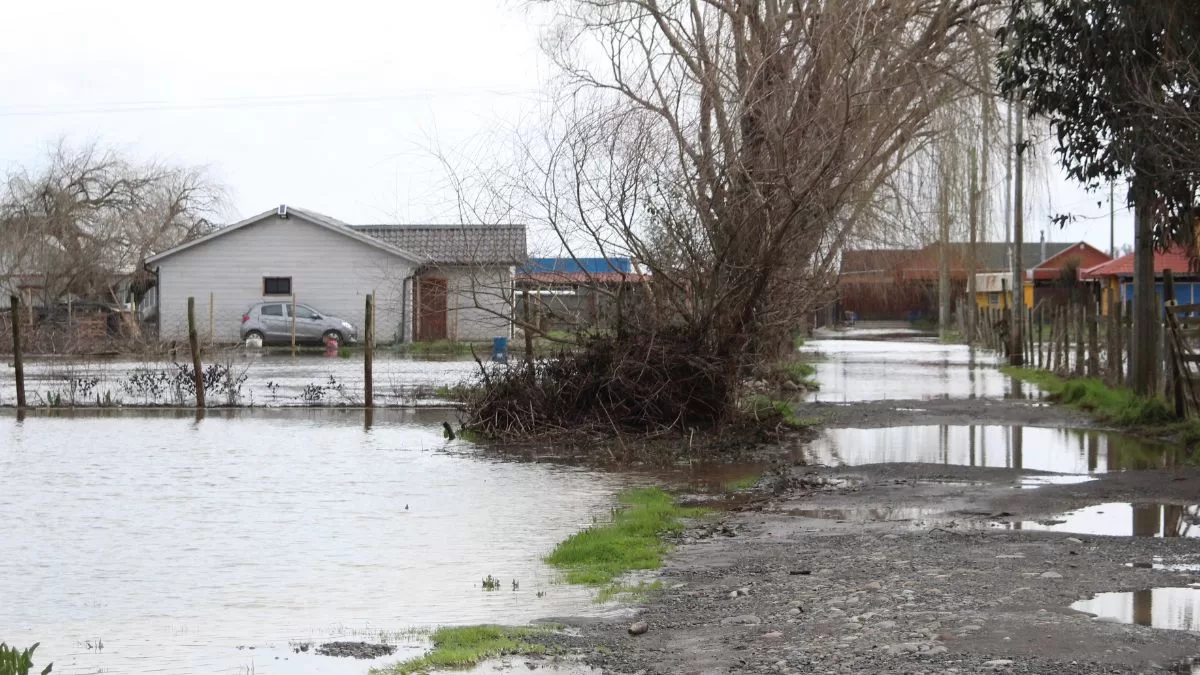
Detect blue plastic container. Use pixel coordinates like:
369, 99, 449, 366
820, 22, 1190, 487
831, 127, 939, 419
492, 336, 509, 362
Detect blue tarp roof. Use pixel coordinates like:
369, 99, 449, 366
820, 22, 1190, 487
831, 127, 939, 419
520, 257, 632, 274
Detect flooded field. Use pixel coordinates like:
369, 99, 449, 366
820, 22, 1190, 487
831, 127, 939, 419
0, 353, 479, 407
0, 409, 637, 674
801, 336, 1033, 401
800, 425, 1181, 474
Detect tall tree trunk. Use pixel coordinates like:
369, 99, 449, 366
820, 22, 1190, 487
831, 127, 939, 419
1009, 103, 1025, 365
938, 165, 952, 338
967, 147, 979, 343
1132, 180, 1157, 395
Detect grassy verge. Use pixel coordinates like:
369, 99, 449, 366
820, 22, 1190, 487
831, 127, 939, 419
721, 471, 761, 491
740, 394, 811, 427
1000, 366, 1175, 426
392, 340, 481, 356
545, 487, 705, 586
371, 625, 556, 675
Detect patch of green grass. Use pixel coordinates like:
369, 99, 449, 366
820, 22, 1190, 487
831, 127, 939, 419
433, 383, 477, 402
545, 487, 706, 586
394, 340, 479, 356
793, 334, 806, 349
721, 472, 761, 491
371, 625, 556, 675
910, 318, 938, 332
595, 580, 663, 604
739, 394, 812, 427
1001, 366, 1175, 426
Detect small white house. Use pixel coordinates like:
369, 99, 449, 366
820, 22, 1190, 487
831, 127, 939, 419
144, 205, 526, 344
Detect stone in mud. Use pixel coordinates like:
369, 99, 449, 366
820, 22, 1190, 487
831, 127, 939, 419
761, 631, 783, 639
720, 614, 762, 625
1040, 571, 1063, 579
983, 659, 1014, 668
315, 641, 397, 659
865, 581, 883, 591
628, 621, 649, 635
1065, 537, 1083, 545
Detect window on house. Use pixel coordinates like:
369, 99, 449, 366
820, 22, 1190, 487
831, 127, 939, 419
988, 292, 1000, 306
263, 277, 292, 295
260, 304, 283, 317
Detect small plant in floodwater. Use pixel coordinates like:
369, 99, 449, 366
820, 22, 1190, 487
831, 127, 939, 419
265, 381, 279, 402
511, 579, 519, 591
373, 625, 556, 675
481, 575, 501, 591
0, 642, 52, 675
535, 590, 546, 598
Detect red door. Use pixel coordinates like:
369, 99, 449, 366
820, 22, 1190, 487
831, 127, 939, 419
416, 277, 448, 341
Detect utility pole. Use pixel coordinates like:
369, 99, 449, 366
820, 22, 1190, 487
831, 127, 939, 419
1109, 180, 1116, 258
968, 147, 979, 343
1009, 102, 1025, 366
1004, 102, 1013, 260
938, 161, 952, 340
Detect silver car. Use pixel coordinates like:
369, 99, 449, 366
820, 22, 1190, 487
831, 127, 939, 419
240, 302, 359, 345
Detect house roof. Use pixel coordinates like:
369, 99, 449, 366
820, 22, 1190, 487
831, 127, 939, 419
1082, 245, 1198, 278
518, 271, 647, 284
521, 257, 634, 275
145, 205, 528, 267
840, 242, 1081, 279
146, 206, 423, 265
351, 224, 527, 266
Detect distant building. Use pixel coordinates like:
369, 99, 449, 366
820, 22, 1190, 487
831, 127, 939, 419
144, 205, 526, 343
1082, 245, 1200, 315
514, 257, 648, 332
840, 241, 1111, 321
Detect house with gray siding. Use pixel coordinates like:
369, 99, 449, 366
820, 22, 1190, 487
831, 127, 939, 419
144, 205, 526, 343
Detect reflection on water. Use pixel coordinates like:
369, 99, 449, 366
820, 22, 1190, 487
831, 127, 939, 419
801, 425, 1180, 474
1072, 588, 1200, 632
781, 507, 944, 522
998, 504, 1200, 538
0, 410, 635, 675
801, 338, 1030, 402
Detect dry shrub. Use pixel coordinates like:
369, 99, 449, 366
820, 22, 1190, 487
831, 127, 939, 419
463, 329, 733, 441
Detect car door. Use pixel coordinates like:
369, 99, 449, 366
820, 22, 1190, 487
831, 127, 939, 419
293, 304, 324, 342
259, 303, 287, 342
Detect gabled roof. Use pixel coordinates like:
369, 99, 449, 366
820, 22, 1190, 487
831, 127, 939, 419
351, 224, 527, 265
145, 206, 422, 265
1083, 245, 1198, 278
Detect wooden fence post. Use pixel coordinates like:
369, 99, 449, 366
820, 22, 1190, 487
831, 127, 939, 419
1164, 270, 1183, 415
291, 293, 298, 357
522, 288, 534, 363
1087, 300, 1100, 377
364, 293, 374, 409
209, 291, 215, 346
187, 296, 205, 408
10, 296, 26, 409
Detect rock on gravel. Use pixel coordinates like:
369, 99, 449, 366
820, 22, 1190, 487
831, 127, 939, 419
628, 621, 649, 635
720, 614, 762, 625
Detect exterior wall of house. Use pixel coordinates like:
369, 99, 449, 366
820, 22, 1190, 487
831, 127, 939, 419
153, 215, 416, 343
418, 265, 514, 342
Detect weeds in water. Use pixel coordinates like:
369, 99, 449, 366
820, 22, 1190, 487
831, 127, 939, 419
370, 625, 557, 675
722, 472, 761, 491
546, 487, 706, 585
595, 580, 663, 604
739, 395, 810, 427
481, 575, 501, 591
0, 642, 53, 675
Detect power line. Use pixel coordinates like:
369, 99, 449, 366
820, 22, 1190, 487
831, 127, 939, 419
0, 87, 544, 118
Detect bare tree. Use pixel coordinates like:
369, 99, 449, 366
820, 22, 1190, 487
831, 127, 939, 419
0, 141, 225, 308
448, 0, 1002, 436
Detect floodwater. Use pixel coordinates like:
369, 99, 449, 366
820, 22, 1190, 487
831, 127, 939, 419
0, 352, 480, 407
998, 503, 1200, 538
800, 425, 1181, 474
0, 409, 638, 675
1072, 588, 1200, 632
801, 332, 1033, 402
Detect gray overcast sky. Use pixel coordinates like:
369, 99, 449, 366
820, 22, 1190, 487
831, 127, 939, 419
0, 0, 1133, 257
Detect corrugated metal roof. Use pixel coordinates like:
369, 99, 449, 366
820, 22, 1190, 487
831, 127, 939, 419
352, 224, 527, 265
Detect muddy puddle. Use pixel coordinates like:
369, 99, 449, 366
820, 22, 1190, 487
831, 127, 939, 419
800, 425, 1182, 474
995, 503, 1200, 538
0, 409, 636, 674
801, 336, 1032, 401
1072, 588, 1200, 632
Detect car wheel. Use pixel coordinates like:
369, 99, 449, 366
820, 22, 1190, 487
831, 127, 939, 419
322, 330, 344, 345
244, 330, 265, 342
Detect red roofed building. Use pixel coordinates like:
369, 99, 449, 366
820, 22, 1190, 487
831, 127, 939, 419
1083, 246, 1200, 314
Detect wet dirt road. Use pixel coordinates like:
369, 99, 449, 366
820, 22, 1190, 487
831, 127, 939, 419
563, 328, 1200, 674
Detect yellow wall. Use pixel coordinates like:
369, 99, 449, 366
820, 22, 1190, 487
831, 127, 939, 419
973, 283, 1034, 310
